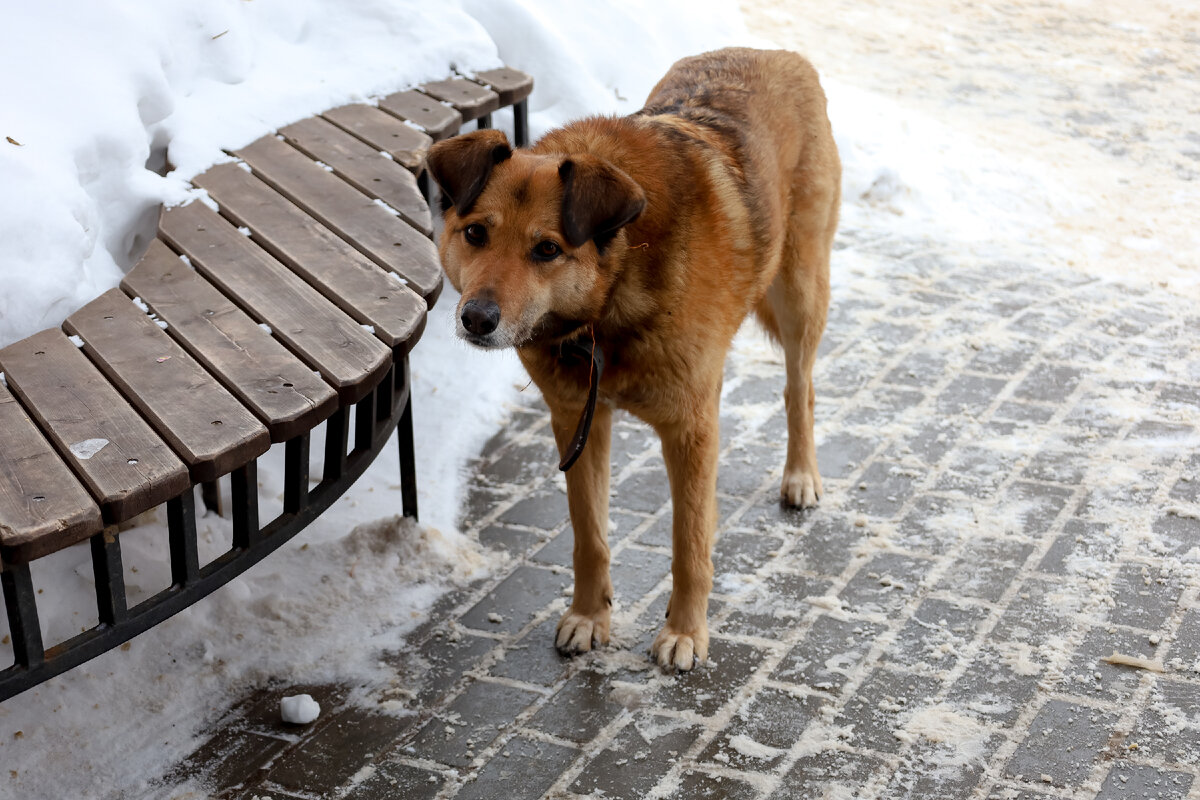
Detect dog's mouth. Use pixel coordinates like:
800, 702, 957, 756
456, 323, 519, 350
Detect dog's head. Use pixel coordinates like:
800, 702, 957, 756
425, 129, 645, 349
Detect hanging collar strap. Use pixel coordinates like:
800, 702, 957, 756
557, 329, 605, 471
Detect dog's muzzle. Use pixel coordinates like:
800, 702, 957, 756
460, 298, 500, 337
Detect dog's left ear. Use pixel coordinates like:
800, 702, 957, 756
425, 129, 513, 215
559, 155, 646, 251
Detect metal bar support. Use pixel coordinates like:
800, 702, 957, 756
476, 113, 492, 131
168, 490, 199, 587
284, 434, 311, 513
2, 564, 44, 668
231, 461, 260, 549
398, 360, 418, 520
513, 99, 529, 147
324, 407, 349, 482
90, 529, 128, 626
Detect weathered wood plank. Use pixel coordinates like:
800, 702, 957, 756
473, 68, 534, 106
316, 105, 431, 174
0, 379, 103, 563
377, 89, 462, 141
282, 113, 432, 234
419, 77, 500, 122
192, 164, 428, 353
63, 289, 270, 483
0, 329, 191, 525
122, 240, 340, 441
159, 200, 391, 403
234, 135, 443, 306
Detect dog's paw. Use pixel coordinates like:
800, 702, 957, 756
651, 624, 709, 672
781, 468, 822, 508
555, 607, 611, 656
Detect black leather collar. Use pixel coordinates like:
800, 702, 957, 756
557, 331, 605, 471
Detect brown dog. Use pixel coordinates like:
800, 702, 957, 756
426, 47, 840, 671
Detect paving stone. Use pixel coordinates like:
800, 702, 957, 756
654, 639, 764, 716
817, 431, 882, 479
993, 577, 1077, 648
1105, 562, 1186, 631
1062, 625, 1158, 702
498, 486, 569, 530
168, 729, 288, 794
885, 348, 952, 388
883, 731, 1006, 799
454, 735, 577, 800
666, 769, 759, 800
613, 467, 672, 513
1013, 363, 1084, 401
570, 715, 701, 798
611, 420, 659, 467
394, 629, 497, 707
527, 669, 627, 743
842, 385, 926, 426
1128, 679, 1200, 765
611, 545, 671, 602
1021, 445, 1088, 485
1168, 609, 1200, 674
936, 443, 1022, 497
935, 374, 1008, 416
700, 686, 825, 770
839, 552, 932, 617
993, 400, 1058, 424
1004, 699, 1121, 788
822, 353, 881, 397
531, 526, 574, 568
714, 529, 783, 576
478, 523, 543, 557
884, 416, 963, 466
484, 439, 557, 485
1096, 762, 1195, 799
1038, 519, 1121, 577
847, 460, 921, 518
1150, 512, 1200, 557
268, 708, 415, 794
834, 667, 943, 754
982, 785, 1068, 800
407, 680, 542, 769
966, 338, 1041, 375
948, 642, 1045, 726
1006, 481, 1074, 534
720, 574, 831, 638
726, 374, 782, 405
226, 683, 349, 734
936, 538, 1034, 603
893, 493, 973, 554
489, 616, 571, 686
718, 444, 776, 495
342, 761, 446, 800
460, 564, 568, 634
772, 613, 887, 693
771, 748, 884, 799
881, 597, 990, 672
751, 512, 866, 577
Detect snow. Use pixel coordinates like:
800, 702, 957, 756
279, 693, 321, 725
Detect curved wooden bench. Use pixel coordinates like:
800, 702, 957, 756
0, 68, 533, 702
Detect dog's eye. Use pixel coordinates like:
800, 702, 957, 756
463, 223, 487, 246
532, 240, 561, 261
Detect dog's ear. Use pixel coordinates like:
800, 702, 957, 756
425, 129, 512, 215
558, 155, 646, 251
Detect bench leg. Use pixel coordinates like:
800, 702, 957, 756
476, 113, 492, 130
398, 366, 418, 521
232, 461, 260, 549
284, 434, 311, 514
200, 480, 223, 518
168, 490, 200, 586
324, 407, 349, 482
91, 529, 128, 625
514, 99, 529, 147
2, 564, 44, 668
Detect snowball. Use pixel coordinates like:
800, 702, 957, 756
280, 694, 320, 724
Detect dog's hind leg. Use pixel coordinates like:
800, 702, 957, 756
758, 207, 834, 508
548, 398, 614, 655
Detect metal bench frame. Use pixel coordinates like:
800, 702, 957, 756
1, 73, 532, 702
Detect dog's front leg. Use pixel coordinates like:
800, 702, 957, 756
547, 398, 614, 655
652, 401, 719, 671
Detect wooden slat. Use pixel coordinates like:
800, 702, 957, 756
282, 113, 432, 234
419, 78, 500, 122
0, 379, 103, 563
473, 68, 534, 106
159, 201, 391, 403
192, 164, 428, 353
234, 135, 443, 306
318, 105, 431, 174
378, 89, 462, 140
63, 289, 270, 484
0, 329, 190, 525
122, 240, 340, 441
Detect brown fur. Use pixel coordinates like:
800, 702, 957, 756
426, 48, 841, 671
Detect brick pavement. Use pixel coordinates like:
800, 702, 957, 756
168, 225, 1200, 799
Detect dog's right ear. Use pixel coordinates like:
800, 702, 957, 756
425, 129, 512, 215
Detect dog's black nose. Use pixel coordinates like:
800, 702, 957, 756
461, 298, 500, 336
